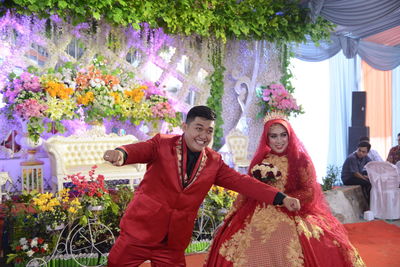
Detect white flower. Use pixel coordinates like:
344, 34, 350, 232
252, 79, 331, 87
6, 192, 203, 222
31, 238, 38, 247
19, 237, 27, 245
90, 79, 97, 87
22, 244, 28, 250
42, 244, 48, 250
26, 250, 35, 257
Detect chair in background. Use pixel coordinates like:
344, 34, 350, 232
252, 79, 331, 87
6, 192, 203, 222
226, 129, 251, 172
365, 161, 400, 220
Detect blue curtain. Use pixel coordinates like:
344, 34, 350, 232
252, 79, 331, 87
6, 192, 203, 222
392, 66, 400, 145
327, 51, 361, 169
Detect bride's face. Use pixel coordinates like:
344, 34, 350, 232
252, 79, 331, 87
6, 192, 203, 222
267, 123, 289, 153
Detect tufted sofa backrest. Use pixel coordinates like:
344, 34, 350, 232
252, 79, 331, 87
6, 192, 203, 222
44, 134, 138, 172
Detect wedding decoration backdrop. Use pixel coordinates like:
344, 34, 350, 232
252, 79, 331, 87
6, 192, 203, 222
0, 1, 335, 266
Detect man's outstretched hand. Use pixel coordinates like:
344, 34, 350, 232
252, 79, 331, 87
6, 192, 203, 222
282, 196, 301, 212
103, 150, 124, 166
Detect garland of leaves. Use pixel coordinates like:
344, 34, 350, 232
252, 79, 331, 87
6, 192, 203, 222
3, 1, 334, 43
206, 38, 225, 151
279, 43, 295, 93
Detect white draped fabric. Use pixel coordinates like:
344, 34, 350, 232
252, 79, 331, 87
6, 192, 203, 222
365, 161, 400, 220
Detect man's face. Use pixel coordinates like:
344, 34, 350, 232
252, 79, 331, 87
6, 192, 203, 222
356, 146, 369, 158
182, 117, 214, 152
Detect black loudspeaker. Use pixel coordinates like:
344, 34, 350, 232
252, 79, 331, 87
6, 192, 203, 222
348, 126, 370, 156
351, 91, 366, 127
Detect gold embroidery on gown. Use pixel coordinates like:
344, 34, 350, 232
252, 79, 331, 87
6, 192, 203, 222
218, 154, 365, 267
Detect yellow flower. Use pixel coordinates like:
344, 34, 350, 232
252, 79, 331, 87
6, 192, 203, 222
68, 207, 77, 213
77, 91, 95, 105
110, 91, 121, 104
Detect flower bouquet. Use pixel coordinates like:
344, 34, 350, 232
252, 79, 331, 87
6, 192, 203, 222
31, 188, 81, 230
75, 55, 126, 123
6, 237, 49, 265
143, 81, 182, 130
1, 70, 48, 143
255, 83, 303, 119
251, 162, 282, 183
67, 165, 119, 222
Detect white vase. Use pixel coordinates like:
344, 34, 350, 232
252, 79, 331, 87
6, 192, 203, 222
17, 117, 43, 161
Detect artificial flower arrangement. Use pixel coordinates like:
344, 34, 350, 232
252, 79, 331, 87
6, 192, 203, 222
6, 237, 49, 265
1, 68, 48, 143
67, 165, 119, 224
256, 83, 303, 119
31, 188, 82, 230
1, 55, 183, 143
251, 162, 282, 184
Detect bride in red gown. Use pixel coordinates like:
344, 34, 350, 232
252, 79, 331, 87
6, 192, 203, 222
205, 117, 365, 267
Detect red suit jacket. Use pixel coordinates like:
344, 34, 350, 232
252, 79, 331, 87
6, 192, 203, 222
119, 134, 280, 250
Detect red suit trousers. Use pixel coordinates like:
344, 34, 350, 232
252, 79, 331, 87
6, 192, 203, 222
107, 232, 186, 267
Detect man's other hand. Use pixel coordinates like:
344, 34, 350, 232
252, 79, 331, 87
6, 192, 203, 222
282, 196, 301, 212
103, 150, 124, 166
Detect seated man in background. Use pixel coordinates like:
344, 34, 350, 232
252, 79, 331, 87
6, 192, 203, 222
387, 132, 400, 164
358, 136, 383, 162
341, 141, 372, 204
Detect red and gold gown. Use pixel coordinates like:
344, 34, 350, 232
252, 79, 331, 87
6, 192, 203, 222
205, 118, 366, 267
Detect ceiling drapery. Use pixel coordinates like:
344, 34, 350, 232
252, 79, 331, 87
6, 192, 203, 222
294, 0, 400, 70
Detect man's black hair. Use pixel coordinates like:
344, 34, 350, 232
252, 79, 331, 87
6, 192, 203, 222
185, 105, 216, 124
358, 141, 371, 152
359, 136, 370, 142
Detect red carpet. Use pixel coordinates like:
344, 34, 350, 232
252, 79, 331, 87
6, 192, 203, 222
140, 220, 400, 267
345, 220, 400, 267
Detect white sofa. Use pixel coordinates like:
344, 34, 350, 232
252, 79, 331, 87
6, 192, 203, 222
43, 130, 145, 192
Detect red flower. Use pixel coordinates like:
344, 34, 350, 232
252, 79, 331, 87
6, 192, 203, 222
15, 245, 22, 251
37, 238, 44, 244
32, 247, 39, 252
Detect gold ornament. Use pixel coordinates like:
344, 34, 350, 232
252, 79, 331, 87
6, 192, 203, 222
263, 111, 288, 124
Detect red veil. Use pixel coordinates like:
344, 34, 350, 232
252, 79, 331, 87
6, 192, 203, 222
206, 118, 356, 266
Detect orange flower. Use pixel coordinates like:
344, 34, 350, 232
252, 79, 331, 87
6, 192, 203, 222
124, 88, 145, 103
77, 91, 94, 105
103, 74, 120, 88
44, 81, 74, 99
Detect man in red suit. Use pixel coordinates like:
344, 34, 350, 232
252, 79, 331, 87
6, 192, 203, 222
104, 105, 300, 266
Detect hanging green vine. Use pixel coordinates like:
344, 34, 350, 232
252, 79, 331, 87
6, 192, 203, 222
3, 0, 334, 43
206, 38, 225, 151
280, 43, 295, 93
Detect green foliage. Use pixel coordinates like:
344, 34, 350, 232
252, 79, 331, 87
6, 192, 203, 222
5, 0, 334, 43
321, 165, 342, 191
206, 39, 225, 151
279, 44, 295, 94
203, 186, 237, 228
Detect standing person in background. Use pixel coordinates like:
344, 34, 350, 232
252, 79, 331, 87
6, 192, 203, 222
205, 115, 365, 267
358, 136, 383, 162
103, 105, 300, 267
387, 133, 400, 164
341, 141, 372, 203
